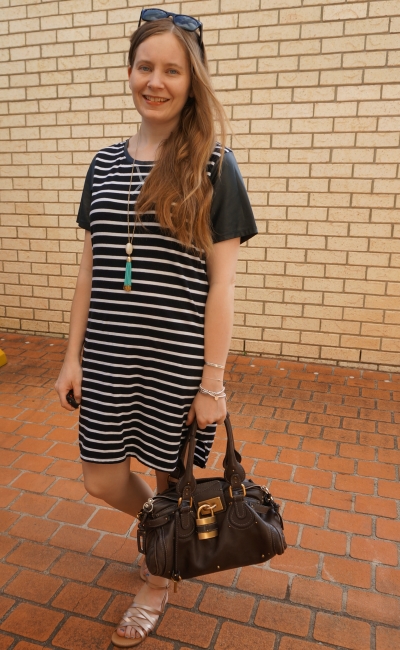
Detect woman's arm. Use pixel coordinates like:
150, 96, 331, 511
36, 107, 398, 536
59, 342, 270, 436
186, 237, 240, 429
55, 230, 93, 410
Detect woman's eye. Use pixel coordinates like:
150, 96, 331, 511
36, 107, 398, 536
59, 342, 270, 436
139, 65, 150, 72
167, 69, 178, 75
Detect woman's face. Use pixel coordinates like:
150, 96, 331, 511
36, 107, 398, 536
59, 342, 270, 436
129, 32, 192, 130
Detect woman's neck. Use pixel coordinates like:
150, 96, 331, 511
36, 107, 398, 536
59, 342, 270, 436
129, 120, 177, 161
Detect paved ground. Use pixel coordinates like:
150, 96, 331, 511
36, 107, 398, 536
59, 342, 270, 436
0, 331, 399, 650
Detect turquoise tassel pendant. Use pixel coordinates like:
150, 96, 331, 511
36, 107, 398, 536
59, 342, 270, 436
123, 257, 132, 291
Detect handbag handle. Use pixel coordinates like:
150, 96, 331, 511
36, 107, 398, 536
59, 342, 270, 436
176, 413, 246, 499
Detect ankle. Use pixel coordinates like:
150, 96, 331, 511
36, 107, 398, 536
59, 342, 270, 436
146, 575, 169, 589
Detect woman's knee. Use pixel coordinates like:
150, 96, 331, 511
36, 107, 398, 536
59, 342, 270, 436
82, 460, 129, 500
83, 473, 109, 499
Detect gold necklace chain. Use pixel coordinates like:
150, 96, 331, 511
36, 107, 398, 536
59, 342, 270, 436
124, 130, 145, 291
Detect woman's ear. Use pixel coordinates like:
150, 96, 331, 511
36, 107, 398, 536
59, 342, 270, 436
128, 66, 132, 87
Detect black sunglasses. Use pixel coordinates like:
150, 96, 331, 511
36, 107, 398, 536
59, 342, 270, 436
138, 8, 203, 50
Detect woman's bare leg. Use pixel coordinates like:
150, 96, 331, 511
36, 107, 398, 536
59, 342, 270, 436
82, 458, 153, 516
83, 460, 171, 640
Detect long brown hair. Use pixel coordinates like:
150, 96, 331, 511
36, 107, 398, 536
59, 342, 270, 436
128, 19, 227, 255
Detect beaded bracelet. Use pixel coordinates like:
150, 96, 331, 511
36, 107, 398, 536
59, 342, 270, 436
198, 384, 226, 401
204, 360, 224, 369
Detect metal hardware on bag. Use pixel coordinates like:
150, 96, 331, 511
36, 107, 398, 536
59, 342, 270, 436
196, 504, 218, 540
137, 529, 146, 554
142, 498, 154, 513
198, 496, 224, 513
229, 483, 246, 498
178, 496, 193, 508
261, 485, 270, 494
171, 572, 181, 593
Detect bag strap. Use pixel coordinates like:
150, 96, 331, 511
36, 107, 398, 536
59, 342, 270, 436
176, 413, 246, 498
222, 413, 246, 488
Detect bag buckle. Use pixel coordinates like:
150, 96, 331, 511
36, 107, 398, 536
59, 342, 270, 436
229, 483, 246, 498
196, 503, 218, 540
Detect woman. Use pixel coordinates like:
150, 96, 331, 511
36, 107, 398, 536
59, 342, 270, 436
55, 9, 257, 647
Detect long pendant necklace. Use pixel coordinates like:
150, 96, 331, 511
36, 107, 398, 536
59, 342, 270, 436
124, 131, 144, 292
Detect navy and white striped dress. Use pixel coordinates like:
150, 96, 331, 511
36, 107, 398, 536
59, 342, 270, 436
76, 140, 257, 472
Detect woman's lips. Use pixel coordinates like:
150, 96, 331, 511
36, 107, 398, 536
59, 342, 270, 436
143, 95, 169, 103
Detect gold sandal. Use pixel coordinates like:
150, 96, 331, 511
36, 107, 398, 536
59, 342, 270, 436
111, 577, 169, 648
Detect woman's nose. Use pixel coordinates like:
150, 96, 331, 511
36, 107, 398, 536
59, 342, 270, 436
147, 71, 164, 88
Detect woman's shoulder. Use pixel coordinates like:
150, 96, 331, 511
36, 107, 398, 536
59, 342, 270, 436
91, 140, 127, 166
207, 143, 236, 182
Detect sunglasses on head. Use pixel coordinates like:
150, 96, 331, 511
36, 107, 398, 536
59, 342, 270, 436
138, 8, 204, 50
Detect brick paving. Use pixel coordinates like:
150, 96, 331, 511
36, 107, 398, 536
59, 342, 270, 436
0, 331, 399, 650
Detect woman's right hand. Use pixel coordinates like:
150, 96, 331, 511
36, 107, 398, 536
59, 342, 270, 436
55, 358, 83, 411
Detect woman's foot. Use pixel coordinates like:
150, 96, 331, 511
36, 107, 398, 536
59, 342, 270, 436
112, 575, 169, 646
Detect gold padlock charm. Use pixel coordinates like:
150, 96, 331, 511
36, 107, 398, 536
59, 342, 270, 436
196, 504, 218, 540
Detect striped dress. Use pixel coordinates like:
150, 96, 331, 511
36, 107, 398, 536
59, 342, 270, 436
77, 140, 257, 472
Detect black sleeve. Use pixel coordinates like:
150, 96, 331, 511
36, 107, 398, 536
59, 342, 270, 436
76, 157, 96, 231
209, 149, 258, 244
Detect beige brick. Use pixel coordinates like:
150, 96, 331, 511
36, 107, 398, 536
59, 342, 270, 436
379, 116, 400, 131
374, 179, 400, 193
26, 30, 57, 46
353, 194, 394, 208
321, 320, 360, 334
368, 267, 399, 282
280, 39, 320, 57
292, 118, 334, 133
365, 68, 400, 84
301, 21, 343, 40
337, 85, 381, 101
238, 9, 277, 27
371, 209, 400, 222
40, 15, 72, 32
273, 103, 313, 119
360, 99, 400, 117
300, 53, 341, 71
259, 56, 299, 73
294, 87, 335, 103
302, 331, 340, 346
335, 117, 377, 132
383, 85, 400, 100
345, 50, 387, 69
272, 134, 312, 148
369, 0, 400, 17
321, 69, 363, 85
278, 70, 319, 87
332, 148, 374, 163
11, 74, 40, 89
322, 35, 365, 54
282, 342, 320, 358
314, 133, 355, 148
324, 3, 368, 21
316, 102, 358, 118
345, 16, 389, 35
328, 208, 368, 223
289, 179, 329, 193
260, 24, 300, 41
220, 27, 258, 44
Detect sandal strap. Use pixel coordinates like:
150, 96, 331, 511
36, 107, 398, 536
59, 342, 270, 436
123, 602, 164, 618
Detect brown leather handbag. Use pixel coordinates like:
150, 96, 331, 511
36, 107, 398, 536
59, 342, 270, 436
137, 414, 286, 589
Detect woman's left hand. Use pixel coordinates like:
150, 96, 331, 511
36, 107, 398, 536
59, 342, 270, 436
186, 391, 226, 429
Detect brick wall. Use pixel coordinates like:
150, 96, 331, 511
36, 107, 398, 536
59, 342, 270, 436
0, 0, 399, 370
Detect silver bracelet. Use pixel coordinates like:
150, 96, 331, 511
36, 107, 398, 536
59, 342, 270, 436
204, 360, 225, 369
198, 384, 226, 401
